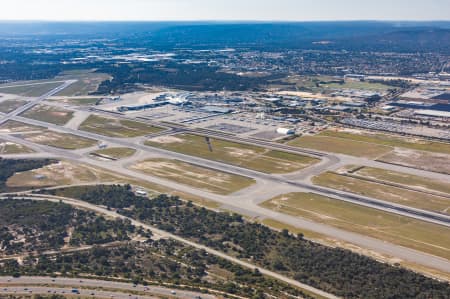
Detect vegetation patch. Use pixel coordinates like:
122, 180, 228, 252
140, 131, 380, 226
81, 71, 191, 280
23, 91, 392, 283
379, 148, 450, 174
20, 104, 74, 125
0, 120, 45, 133
80, 115, 163, 138
320, 130, 450, 155
0, 158, 56, 192
288, 134, 393, 158
0, 140, 34, 155
0, 198, 136, 256
351, 166, 450, 195
146, 133, 319, 174
37, 185, 450, 298
22, 131, 97, 150
313, 171, 450, 214
130, 158, 255, 195
0, 82, 63, 97
0, 99, 28, 113
261, 192, 450, 259
90, 147, 136, 160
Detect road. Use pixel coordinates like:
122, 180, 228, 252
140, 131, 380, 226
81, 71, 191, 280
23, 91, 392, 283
0, 194, 339, 299
0, 276, 214, 299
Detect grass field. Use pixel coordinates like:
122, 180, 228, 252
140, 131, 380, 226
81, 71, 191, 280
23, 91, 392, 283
0, 99, 28, 113
0, 81, 63, 97
23, 130, 97, 150
288, 134, 393, 158
145, 134, 319, 174
54, 71, 111, 96
91, 147, 137, 160
313, 171, 450, 214
379, 149, 450, 175
0, 120, 46, 133
49, 97, 102, 106
20, 104, 74, 125
0, 139, 34, 154
320, 130, 450, 155
80, 115, 163, 138
352, 166, 450, 195
130, 158, 255, 195
261, 192, 450, 259
282, 75, 393, 92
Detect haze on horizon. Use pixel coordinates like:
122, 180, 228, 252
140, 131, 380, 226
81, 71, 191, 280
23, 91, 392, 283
0, 0, 449, 22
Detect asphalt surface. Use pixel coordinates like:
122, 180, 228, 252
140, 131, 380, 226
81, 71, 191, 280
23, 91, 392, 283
0, 276, 213, 299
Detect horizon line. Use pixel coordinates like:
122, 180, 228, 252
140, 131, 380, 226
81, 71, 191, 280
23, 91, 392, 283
0, 19, 449, 23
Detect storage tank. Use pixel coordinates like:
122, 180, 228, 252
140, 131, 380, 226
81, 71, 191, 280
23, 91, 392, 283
276, 127, 295, 135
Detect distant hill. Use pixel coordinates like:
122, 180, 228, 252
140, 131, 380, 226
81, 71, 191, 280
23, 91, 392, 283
0, 21, 449, 53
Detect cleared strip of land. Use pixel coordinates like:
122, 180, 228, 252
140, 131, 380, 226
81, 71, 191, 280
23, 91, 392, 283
80, 115, 163, 138
0, 139, 34, 154
288, 134, 392, 158
312, 171, 450, 214
146, 133, 319, 174
20, 104, 74, 126
261, 192, 450, 259
0, 99, 28, 113
350, 166, 450, 195
130, 158, 255, 195
0, 81, 63, 97
91, 147, 137, 160
288, 129, 450, 158
322, 130, 450, 154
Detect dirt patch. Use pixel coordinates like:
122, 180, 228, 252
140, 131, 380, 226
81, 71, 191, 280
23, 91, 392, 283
224, 147, 257, 158
150, 135, 185, 144
379, 148, 450, 174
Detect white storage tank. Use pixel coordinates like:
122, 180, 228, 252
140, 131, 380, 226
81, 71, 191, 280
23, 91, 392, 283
277, 127, 295, 135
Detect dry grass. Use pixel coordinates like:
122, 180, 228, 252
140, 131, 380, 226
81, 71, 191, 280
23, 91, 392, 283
80, 115, 163, 138
91, 147, 137, 160
21, 104, 74, 125
130, 158, 255, 195
261, 192, 450, 259
313, 171, 450, 214
146, 133, 319, 174
288, 134, 392, 158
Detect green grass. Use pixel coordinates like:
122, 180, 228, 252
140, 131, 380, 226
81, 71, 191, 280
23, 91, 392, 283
261, 192, 450, 259
130, 158, 255, 195
20, 104, 74, 125
145, 134, 319, 174
91, 147, 137, 160
0, 99, 28, 113
80, 115, 163, 138
23, 131, 97, 150
320, 130, 450, 155
288, 134, 393, 158
0, 81, 63, 97
312, 171, 450, 214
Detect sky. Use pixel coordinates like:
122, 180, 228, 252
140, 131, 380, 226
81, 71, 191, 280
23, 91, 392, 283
0, 0, 449, 21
